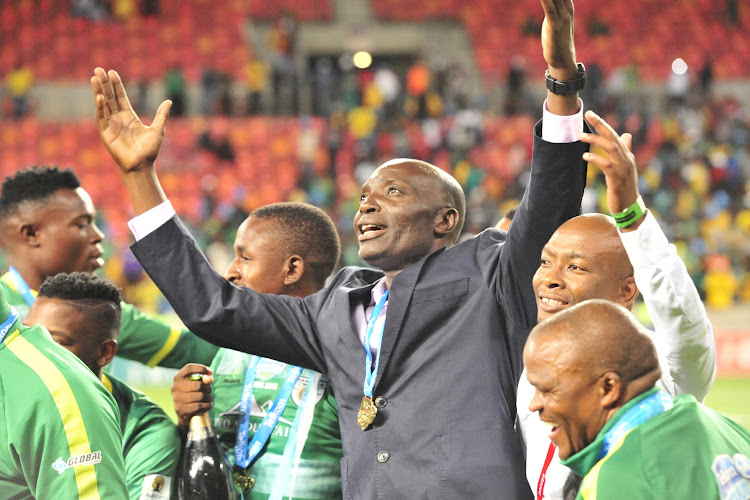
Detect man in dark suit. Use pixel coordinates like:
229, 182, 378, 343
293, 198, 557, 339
92, 1, 588, 496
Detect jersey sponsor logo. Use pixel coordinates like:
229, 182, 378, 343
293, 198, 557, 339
255, 358, 286, 381
712, 453, 750, 499
51, 451, 102, 474
139, 474, 172, 500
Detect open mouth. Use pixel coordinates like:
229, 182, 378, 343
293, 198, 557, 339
538, 296, 569, 312
542, 420, 560, 440
358, 223, 385, 241
89, 254, 105, 270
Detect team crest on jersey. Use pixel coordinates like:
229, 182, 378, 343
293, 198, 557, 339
291, 374, 328, 406
712, 453, 750, 499
139, 474, 172, 500
51, 451, 102, 474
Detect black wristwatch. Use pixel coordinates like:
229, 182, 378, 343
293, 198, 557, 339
545, 63, 586, 95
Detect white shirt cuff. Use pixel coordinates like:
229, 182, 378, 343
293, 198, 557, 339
618, 210, 671, 268
541, 98, 584, 143
128, 201, 176, 241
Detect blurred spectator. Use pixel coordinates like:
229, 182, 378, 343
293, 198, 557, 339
505, 56, 527, 115
112, 0, 136, 21
704, 255, 738, 308
405, 58, 431, 119
141, 0, 160, 16
197, 119, 235, 162
71, 0, 110, 20
246, 57, 270, 115
5, 61, 33, 118
313, 58, 337, 117
164, 65, 187, 117
268, 11, 298, 115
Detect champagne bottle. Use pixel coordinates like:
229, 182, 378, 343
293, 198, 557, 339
178, 377, 238, 499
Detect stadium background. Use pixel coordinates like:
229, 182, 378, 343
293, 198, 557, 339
1, 0, 748, 427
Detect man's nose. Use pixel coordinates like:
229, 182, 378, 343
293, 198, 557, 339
539, 268, 562, 288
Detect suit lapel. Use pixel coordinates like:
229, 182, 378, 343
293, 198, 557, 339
373, 255, 429, 392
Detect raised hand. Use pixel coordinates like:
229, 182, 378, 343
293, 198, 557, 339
540, 0, 579, 115
171, 363, 214, 432
541, 0, 576, 74
579, 110, 644, 229
91, 67, 171, 175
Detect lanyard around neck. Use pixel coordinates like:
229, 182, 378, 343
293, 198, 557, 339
0, 306, 19, 344
600, 390, 672, 459
362, 289, 388, 398
234, 356, 303, 471
4, 267, 36, 306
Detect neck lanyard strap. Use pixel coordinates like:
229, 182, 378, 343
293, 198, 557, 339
537, 441, 557, 500
234, 356, 303, 470
0, 307, 19, 344
268, 368, 318, 500
5, 266, 35, 306
600, 390, 672, 458
362, 289, 388, 398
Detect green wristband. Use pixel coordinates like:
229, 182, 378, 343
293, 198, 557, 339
611, 195, 646, 228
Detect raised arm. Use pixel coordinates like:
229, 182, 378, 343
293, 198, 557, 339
542, 0, 580, 116
91, 67, 169, 214
580, 111, 716, 401
495, 0, 588, 333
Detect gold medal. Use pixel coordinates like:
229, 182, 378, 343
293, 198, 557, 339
233, 470, 255, 493
357, 396, 377, 430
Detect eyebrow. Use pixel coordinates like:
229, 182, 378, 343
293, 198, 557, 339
542, 246, 589, 260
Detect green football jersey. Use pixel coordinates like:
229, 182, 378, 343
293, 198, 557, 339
0, 321, 127, 499
563, 388, 750, 500
210, 349, 343, 500
1, 272, 219, 368
103, 374, 181, 500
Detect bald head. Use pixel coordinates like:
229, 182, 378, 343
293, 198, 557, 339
528, 299, 661, 390
524, 299, 662, 459
559, 213, 633, 276
533, 213, 639, 321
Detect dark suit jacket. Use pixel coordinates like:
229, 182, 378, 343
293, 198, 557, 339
131, 121, 588, 499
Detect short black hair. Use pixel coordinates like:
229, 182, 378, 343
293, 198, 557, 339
0, 166, 81, 218
38, 272, 122, 339
504, 207, 517, 221
251, 203, 341, 288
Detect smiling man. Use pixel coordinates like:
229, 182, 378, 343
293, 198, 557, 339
517, 111, 716, 499
524, 300, 750, 500
92, 0, 590, 496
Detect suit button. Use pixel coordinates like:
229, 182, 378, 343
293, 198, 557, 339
374, 396, 387, 408
377, 450, 390, 463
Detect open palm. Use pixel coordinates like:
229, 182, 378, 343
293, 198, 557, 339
91, 67, 171, 174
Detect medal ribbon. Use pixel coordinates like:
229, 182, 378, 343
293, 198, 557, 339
362, 289, 388, 398
269, 368, 318, 500
234, 356, 303, 470
0, 306, 19, 344
600, 390, 672, 459
4, 266, 36, 306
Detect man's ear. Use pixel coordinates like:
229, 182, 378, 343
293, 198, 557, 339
98, 339, 118, 369
283, 255, 305, 286
435, 207, 460, 238
619, 276, 639, 309
599, 371, 624, 409
20, 223, 42, 248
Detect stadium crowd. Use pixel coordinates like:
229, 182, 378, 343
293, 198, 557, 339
0, 0, 749, 499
